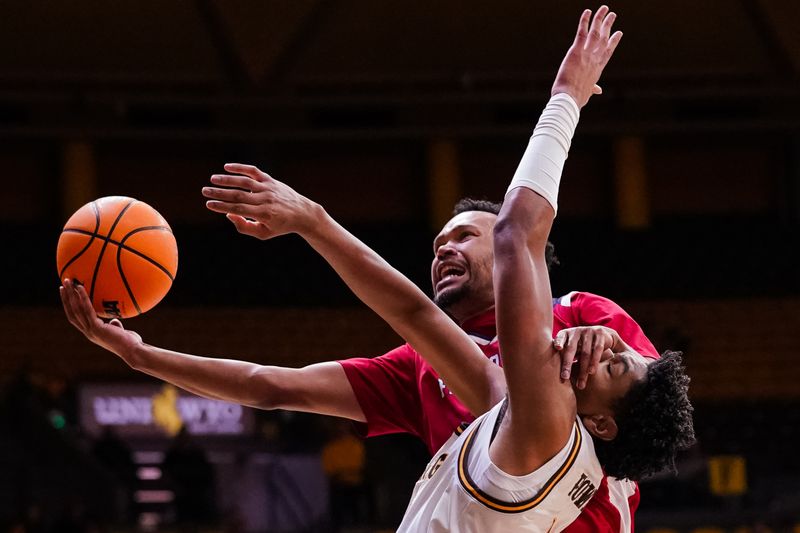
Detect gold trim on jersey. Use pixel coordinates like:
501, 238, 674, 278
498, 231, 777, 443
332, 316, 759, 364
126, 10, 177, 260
456, 418, 582, 514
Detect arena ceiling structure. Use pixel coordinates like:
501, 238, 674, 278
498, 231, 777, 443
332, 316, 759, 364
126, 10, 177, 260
0, 0, 799, 141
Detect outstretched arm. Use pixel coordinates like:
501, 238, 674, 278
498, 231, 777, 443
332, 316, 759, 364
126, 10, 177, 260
60, 278, 366, 420
490, 7, 622, 475
203, 165, 505, 416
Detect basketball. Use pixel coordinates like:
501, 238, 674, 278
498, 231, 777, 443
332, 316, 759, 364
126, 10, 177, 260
56, 196, 178, 319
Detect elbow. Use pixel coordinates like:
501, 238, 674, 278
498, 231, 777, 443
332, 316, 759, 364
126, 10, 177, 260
492, 216, 528, 260
248, 366, 285, 410
493, 193, 552, 258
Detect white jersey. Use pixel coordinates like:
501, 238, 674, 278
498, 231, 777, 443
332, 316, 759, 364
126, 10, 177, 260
398, 400, 604, 533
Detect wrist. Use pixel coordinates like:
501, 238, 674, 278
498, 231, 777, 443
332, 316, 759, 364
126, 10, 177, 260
117, 339, 146, 370
551, 83, 584, 105
297, 201, 331, 240
548, 91, 581, 112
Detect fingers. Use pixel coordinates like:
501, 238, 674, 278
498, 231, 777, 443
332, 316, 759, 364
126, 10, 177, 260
209, 174, 260, 190
574, 9, 591, 46
223, 163, 271, 182
61, 279, 94, 332
575, 330, 594, 389
202, 185, 263, 206
73, 282, 100, 330
606, 30, 623, 59
589, 337, 605, 375
60, 283, 83, 330
599, 10, 616, 42
558, 331, 581, 381
227, 213, 258, 233
206, 200, 261, 218
586, 5, 609, 49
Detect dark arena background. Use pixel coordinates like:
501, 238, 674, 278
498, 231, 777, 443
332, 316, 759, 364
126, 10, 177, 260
2, 1, 800, 532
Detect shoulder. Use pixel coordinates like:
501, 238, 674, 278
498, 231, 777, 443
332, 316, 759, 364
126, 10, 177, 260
338, 343, 423, 385
555, 290, 636, 324
459, 405, 602, 514
563, 291, 622, 311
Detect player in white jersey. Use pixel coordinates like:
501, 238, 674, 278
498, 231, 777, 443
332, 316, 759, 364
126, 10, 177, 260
400, 400, 602, 532
395, 7, 694, 532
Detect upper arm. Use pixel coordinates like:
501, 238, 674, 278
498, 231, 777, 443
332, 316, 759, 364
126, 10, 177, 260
490, 188, 575, 474
258, 361, 367, 422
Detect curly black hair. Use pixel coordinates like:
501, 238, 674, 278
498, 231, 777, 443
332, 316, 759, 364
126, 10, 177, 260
452, 197, 559, 270
593, 351, 696, 481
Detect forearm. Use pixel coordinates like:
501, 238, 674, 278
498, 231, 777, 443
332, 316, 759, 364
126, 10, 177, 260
124, 343, 279, 409
301, 209, 503, 415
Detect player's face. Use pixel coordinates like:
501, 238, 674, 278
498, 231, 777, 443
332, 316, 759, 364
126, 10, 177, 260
431, 211, 496, 320
573, 350, 649, 417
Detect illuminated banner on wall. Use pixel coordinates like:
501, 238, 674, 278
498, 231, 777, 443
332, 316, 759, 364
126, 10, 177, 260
80, 383, 255, 438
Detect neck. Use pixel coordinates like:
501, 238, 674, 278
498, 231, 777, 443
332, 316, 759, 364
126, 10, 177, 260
452, 302, 495, 327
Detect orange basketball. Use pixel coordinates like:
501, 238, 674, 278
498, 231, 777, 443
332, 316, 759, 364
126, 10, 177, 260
57, 196, 178, 319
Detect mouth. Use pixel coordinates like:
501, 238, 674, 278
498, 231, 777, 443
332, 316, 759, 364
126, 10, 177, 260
435, 263, 467, 291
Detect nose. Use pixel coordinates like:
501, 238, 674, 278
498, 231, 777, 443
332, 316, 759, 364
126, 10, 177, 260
436, 242, 457, 260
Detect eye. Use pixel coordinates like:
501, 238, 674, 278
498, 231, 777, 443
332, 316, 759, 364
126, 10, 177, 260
459, 231, 475, 241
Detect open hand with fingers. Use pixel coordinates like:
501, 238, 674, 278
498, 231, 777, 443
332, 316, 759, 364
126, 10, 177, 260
551, 5, 623, 108
202, 163, 322, 240
553, 325, 626, 389
59, 278, 143, 359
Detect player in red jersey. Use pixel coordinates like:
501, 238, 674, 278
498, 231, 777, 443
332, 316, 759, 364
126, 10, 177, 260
337, 199, 657, 533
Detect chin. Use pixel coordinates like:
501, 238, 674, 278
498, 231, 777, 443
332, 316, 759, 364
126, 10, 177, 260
434, 284, 469, 311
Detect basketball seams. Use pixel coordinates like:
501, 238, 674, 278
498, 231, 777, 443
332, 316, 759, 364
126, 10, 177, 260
89, 200, 136, 301
118, 227, 177, 281
58, 201, 101, 281
62, 227, 176, 280
116, 243, 143, 316
116, 226, 178, 317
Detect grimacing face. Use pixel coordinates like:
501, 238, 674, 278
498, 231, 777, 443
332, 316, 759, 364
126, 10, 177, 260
574, 349, 650, 437
430, 211, 497, 321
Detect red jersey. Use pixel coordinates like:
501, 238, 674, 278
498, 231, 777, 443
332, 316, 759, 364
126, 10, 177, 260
339, 291, 658, 533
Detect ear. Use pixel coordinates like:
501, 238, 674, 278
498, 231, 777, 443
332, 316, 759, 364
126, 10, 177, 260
582, 414, 619, 441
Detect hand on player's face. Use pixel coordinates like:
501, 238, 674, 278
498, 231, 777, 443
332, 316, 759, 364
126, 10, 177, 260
203, 163, 315, 240
550, 6, 623, 108
553, 326, 621, 389
59, 279, 142, 352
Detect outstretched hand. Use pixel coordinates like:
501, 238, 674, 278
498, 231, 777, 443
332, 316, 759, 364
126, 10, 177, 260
551, 5, 622, 108
59, 279, 143, 356
202, 163, 320, 240
553, 325, 624, 389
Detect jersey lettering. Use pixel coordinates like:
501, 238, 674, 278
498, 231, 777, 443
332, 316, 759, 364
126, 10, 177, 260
426, 453, 449, 479
437, 378, 453, 398
568, 473, 597, 509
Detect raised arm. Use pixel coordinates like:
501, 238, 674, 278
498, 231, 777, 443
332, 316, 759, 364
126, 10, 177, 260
489, 6, 623, 475
203, 165, 505, 416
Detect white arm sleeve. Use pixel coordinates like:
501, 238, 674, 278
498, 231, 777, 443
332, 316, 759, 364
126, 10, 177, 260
506, 93, 581, 213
